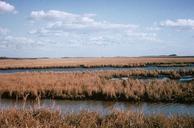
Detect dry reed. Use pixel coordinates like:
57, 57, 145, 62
0, 57, 194, 69
0, 109, 193, 128
0, 70, 193, 103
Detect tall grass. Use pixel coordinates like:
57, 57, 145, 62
0, 70, 193, 103
0, 109, 193, 128
0, 57, 194, 69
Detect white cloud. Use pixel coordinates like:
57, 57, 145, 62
45, 21, 138, 33
0, 27, 40, 49
27, 10, 161, 48
0, 26, 9, 35
0, 36, 44, 49
160, 19, 194, 30
0, 1, 16, 13
30, 10, 138, 31
126, 31, 160, 42
30, 10, 78, 22
0, 9, 161, 51
146, 26, 161, 31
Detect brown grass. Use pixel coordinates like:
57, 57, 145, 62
0, 109, 193, 128
0, 57, 194, 69
0, 70, 193, 103
101, 69, 194, 79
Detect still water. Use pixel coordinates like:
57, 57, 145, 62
111, 75, 194, 82
0, 65, 194, 74
0, 99, 194, 116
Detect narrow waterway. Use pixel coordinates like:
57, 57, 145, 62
111, 75, 194, 82
0, 99, 194, 116
0, 65, 194, 74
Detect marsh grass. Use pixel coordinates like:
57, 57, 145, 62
0, 57, 194, 69
0, 108, 193, 128
0, 70, 193, 103
101, 69, 194, 79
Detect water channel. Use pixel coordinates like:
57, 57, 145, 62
0, 99, 194, 116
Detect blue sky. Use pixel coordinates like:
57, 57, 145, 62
0, 0, 194, 57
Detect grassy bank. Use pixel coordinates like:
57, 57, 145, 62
0, 109, 193, 128
101, 69, 194, 79
0, 70, 193, 103
0, 57, 194, 69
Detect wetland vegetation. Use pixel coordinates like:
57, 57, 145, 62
0, 109, 194, 128
0, 69, 194, 103
0, 57, 194, 128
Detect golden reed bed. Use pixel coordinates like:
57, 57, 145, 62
0, 70, 193, 103
0, 109, 193, 128
0, 57, 194, 69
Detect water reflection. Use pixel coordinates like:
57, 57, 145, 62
0, 99, 194, 116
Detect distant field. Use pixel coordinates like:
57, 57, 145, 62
0, 57, 194, 69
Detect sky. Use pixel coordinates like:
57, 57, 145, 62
0, 0, 194, 57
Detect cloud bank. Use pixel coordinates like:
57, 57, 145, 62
30, 10, 138, 31
29, 10, 159, 48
